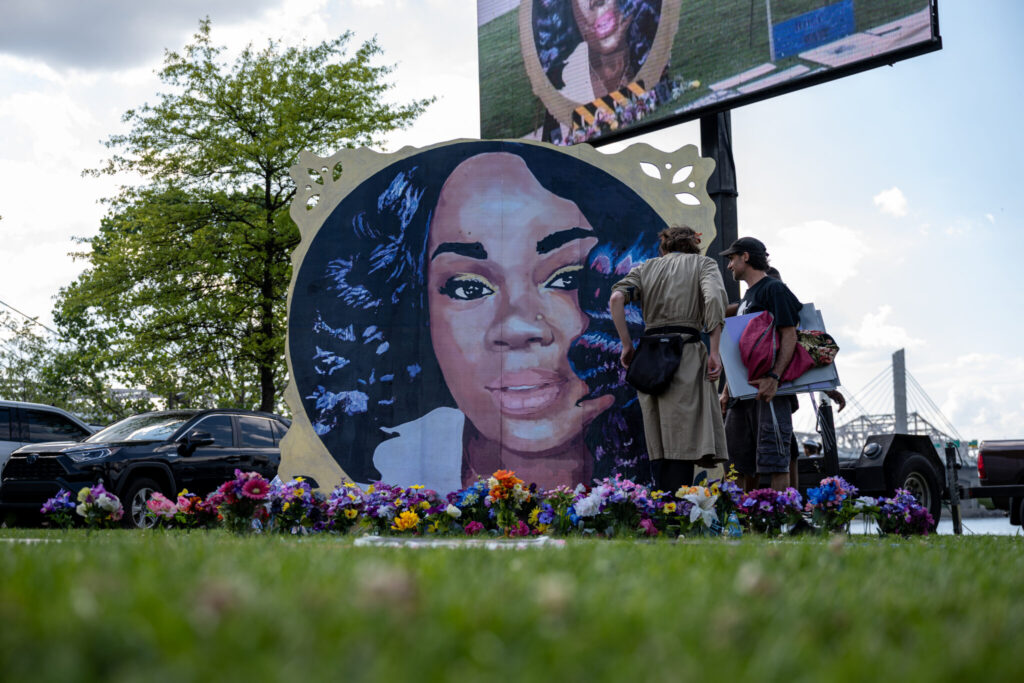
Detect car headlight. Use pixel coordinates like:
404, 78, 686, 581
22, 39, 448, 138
66, 448, 114, 463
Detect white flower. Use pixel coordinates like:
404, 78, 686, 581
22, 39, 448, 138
573, 492, 603, 518
96, 493, 121, 513
487, 477, 498, 489
681, 491, 719, 527
512, 483, 530, 504
75, 503, 88, 518
853, 496, 877, 511
446, 504, 462, 519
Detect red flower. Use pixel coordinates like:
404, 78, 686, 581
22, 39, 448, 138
241, 477, 270, 500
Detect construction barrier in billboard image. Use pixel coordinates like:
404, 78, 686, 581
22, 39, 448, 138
280, 140, 717, 491
479, 0, 940, 145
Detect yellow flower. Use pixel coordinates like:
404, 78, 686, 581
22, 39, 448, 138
178, 489, 190, 497
651, 490, 665, 500
528, 507, 540, 525
391, 510, 420, 532
77, 487, 90, 503
427, 521, 440, 534
295, 476, 305, 483
344, 508, 358, 520
367, 485, 375, 494
283, 502, 291, 511
411, 484, 425, 490
419, 500, 430, 510
663, 502, 677, 514
711, 483, 720, 496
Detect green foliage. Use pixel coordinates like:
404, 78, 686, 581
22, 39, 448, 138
60, 19, 432, 411
0, 311, 146, 423
1, 530, 1022, 682
0, 311, 53, 403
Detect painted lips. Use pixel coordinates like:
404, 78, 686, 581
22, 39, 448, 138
593, 10, 618, 40
486, 369, 568, 416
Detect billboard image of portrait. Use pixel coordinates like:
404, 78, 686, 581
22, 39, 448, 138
520, 0, 681, 144
532, 0, 663, 103
479, 0, 940, 146
282, 140, 716, 492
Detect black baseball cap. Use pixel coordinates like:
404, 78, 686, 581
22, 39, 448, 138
719, 236, 767, 257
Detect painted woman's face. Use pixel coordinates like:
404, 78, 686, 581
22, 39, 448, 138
427, 153, 614, 454
573, 0, 629, 55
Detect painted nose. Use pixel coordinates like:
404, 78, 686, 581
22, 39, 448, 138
487, 290, 554, 350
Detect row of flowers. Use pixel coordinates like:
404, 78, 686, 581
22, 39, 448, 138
40, 468, 937, 538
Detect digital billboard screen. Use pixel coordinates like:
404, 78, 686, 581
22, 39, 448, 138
478, 0, 941, 146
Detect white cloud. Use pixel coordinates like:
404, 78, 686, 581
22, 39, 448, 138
932, 353, 1024, 440
841, 305, 925, 350
986, 213, 996, 224
763, 220, 869, 299
873, 186, 908, 217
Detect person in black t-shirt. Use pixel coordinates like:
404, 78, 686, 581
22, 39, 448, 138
718, 237, 801, 492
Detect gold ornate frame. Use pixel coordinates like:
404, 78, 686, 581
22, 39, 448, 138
281, 139, 715, 488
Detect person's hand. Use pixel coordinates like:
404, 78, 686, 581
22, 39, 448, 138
719, 386, 730, 416
753, 376, 779, 402
825, 389, 846, 412
620, 343, 635, 369
707, 351, 722, 382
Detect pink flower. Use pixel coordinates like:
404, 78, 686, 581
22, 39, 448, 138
464, 521, 485, 536
241, 477, 270, 500
639, 518, 659, 536
509, 520, 531, 537
146, 492, 177, 518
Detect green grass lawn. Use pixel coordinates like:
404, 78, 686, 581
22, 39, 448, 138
1, 529, 1020, 682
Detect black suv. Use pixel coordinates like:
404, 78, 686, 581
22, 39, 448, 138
0, 409, 289, 528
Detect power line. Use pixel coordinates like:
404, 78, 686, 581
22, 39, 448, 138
0, 297, 59, 335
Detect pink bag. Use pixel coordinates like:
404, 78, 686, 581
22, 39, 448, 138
738, 311, 815, 383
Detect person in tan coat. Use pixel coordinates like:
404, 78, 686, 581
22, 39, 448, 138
609, 226, 729, 492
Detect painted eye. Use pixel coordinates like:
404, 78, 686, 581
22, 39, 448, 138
439, 276, 495, 301
545, 265, 583, 291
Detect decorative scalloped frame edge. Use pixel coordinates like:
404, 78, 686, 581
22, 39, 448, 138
280, 138, 716, 488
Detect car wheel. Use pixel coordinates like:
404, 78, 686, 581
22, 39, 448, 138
122, 478, 162, 529
892, 453, 942, 523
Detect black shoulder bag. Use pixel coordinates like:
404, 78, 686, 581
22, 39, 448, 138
625, 326, 701, 396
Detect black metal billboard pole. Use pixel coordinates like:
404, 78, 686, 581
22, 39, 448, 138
700, 111, 740, 303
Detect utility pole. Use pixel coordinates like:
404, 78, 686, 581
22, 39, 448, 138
700, 111, 740, 303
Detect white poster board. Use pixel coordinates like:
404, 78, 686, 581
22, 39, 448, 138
721, 303, 839, 400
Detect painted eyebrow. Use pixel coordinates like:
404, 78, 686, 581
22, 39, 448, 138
536, 227, 594, 255
431, 241, 488, 261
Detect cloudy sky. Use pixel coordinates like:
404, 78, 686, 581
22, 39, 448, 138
1, 0, 1022, 440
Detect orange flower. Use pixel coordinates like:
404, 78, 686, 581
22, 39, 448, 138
493, 469, 523, 489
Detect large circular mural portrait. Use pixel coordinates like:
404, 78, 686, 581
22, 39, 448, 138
283, 140, 716, 492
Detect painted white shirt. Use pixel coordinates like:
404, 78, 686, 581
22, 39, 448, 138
371, 406, 465, 494
559, 42, 596, 103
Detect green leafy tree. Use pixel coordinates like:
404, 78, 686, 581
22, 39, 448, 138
59, 19, 431, 412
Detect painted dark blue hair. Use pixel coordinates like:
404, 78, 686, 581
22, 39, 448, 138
533, 0, 662, 90
289, 141, 664, 484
